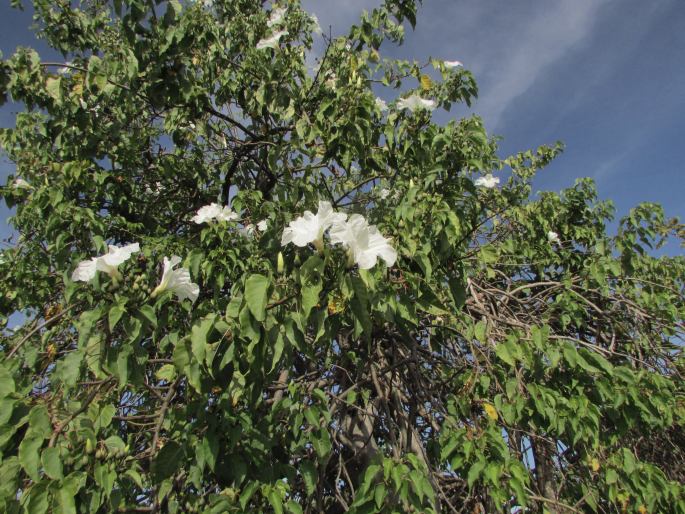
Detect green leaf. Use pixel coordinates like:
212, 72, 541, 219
495, 341, 516, 367
300, 460, 317, 496
299, 255, 324, 320
28, 404, 52, 439
108, 302, 126, 331
41, 447, 63, 479
0, 363, 15, 397
349, 276, 371, 338
270, 333, 285, 372
467, 459, 485, 488
244, 274, 270, 322
19, 435, 43, 481
152, 441, 184, 482
239, 482, 260, 510
191, 315, 216, 364
155, 364, 177, 382
138, 305, 157, 328
447, 277, 466, 309
25, 482, 49, 514
286, 500, 303, 514
374, 483, 386, 509
103, 435, 126, 452
359, 464, 380, 494
267, 489, 284, 514
45, 76, 61, 102
57, 472, 85, 514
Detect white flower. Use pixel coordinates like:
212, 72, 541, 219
192, 203, 221, 223
256, 30, 288, 50
379, 188, 391, 200
267, 6, 287, 28
151, 256, 200, 303
375, 98, 388, 111
474, 174, 500, 189
12, 178, 32, 189
192, 203, 239, 224
443, 60, 463, 68
72, 243, 140, 282
310, 14, 322, 35
330, 214, 397, 269
281, 200, 346, 251
396, 94, 436, 112
547, 231, 561, 244
257, 219, 269, 231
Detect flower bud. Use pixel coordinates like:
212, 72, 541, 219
277, 252, 284, 274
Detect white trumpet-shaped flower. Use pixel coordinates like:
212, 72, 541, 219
72, 243, 140, 282
443, 60, 463, 68
281, 200, 346, 251
379, 188, 391, 200
256, 30, 288, 50
474, 174, 500, 189
547, 231, 561, 244
396, 94, 436, 112
375, 98, 388, 111
330, 214, 397, 269
267, 6, 287, 28
151, 256, 199, 303
192, 203, 239, 224
257, 219, 269, 231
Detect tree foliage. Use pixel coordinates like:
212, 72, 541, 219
1, 0, 684, 512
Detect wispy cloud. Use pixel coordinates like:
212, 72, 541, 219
302, 0, 615, 131
467, 0, 615, 130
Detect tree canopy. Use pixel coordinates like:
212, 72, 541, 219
1, 0, 684, 512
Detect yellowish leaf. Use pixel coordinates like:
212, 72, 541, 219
591, 457, 600, 472
420, 74, 433, 90
483, 403, 498, 421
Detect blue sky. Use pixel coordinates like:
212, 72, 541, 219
2, 0, 684, 247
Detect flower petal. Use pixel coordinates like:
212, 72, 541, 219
72, 258, 98, 282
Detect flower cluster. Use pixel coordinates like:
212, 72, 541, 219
192, 204, 268, 239
191, 203, 239, 224
281, 201, 396, 270
474, 174, 500, 189
72, 244, 199, 303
